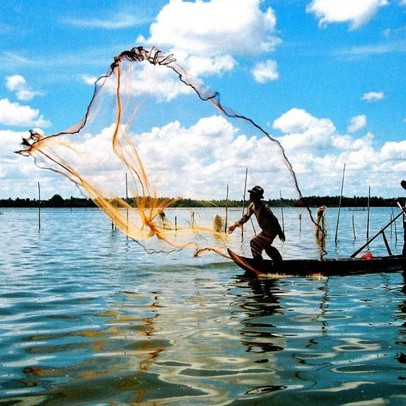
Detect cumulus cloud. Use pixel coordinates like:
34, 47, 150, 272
273, 109, 374, 155
272, 108, 338, 156
140, 110, 404, 197
0, 129, 27, 157
137, 0, 281, 77
0, 129, 77, 199
347, 115, 367, 133
0, 98, 51, 127
5, 75, 42, 101
252, 60, 279, 83
273, 108, 335, 135
0, 130, 43, 196
306, 0, 388, 30
268, 107, 406, 196
362, 91, 384, 102
4, 108, 406, 198
185, 54, 236, 77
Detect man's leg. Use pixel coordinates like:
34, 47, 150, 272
251, 232, 274, 260
264, 245, 283, 262
250, 233, 265, 260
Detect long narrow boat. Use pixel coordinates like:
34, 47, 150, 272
227, 248, 406, 277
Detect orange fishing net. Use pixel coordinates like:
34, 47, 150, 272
17, 46, 313, 255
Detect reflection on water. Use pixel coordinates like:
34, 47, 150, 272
0, 207, 405, 405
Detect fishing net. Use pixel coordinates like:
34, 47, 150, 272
17, 46, 317, 256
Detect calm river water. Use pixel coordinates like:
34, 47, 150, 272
0, 206, 405, 405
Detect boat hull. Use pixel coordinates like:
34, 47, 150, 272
227, 249, 406, 277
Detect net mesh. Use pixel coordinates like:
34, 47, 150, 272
17, 46, 320, 256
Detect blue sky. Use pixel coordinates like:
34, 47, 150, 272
1, 0, 405, 199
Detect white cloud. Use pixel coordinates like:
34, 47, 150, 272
273, 108, 335, 135
306, 0, 388, 30
185, 54, 236, 77
0, 130, 77, 199
5, 75, 25, 91
400, 0, 406, 5
0, 98, 51, 127
6, 109, 406, 199
5, 75, 41, 101
270, 108, 406, 196
139, 0, 279, 55
273, 109, 373, 155
36, 114, 293, 200
362, 91, 384, 102
130, 60, 192, 102
0, 129, 27, 157
252, 60, 279, 83
274, 110, 336, 153
380, 140, 406, 159
347, 115, 367, 133
0, 130, 43, 187
82, 61, 192, 102
137, 0, 281, 77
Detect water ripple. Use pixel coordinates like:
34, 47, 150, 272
1, 208, 405, 405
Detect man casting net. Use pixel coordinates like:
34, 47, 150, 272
17, 46, 317, 256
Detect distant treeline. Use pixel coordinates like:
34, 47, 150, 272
0, 194, 404, 208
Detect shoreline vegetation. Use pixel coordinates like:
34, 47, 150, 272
0, 194, 404, 209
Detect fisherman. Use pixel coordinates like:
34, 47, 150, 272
228, 185, 285, 262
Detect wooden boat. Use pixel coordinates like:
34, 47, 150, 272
227, 249, 406, 277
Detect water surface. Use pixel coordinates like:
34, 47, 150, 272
0, 207, 405, 405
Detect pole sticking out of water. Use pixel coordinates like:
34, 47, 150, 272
224, 184, 229, 233
390, 210, 393, 239
241, 167, 248, 241
366, 185, 371, 241
280, 190, 285, 233
351, 206, 405, 258
352, 214, 356, 240
125, 172, 129, 234
393, 208, 398, 242
334, 163, 346, 244
38, 181, 41, 230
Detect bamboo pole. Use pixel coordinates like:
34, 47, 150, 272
398, 201, 406, 256
334, 163, 346, 244
390, 211, 393, 239
366, 186, 370, 241
125, 172, 128, 234
351, 206, 405, 257
38, 181, 41, 230
280, 190, 285, 233
241, 168, 248, 241
224, 184, 229, 233
352, 213, 356, 240
382, 230, 392, 255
